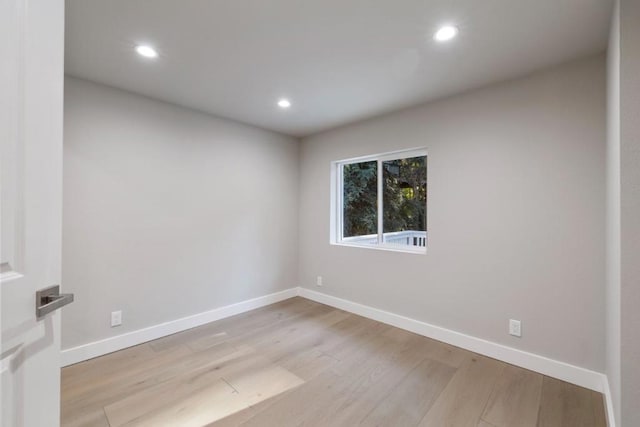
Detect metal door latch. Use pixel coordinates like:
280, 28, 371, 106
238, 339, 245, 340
36, 285, 74, 319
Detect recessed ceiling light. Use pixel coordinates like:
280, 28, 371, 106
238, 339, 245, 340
433, 25, 458, 42
277, 98, 291, 109
135, 45, 158, 58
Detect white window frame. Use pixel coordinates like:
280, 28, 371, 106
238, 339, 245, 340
331, 147, 427, 254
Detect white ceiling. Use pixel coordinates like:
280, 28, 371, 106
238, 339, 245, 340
65, 0, 612, 137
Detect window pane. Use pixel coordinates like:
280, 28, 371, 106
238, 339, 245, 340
382, 156, 427, 247
342, 161, 377, 240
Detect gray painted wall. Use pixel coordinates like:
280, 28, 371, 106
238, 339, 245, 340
606, 1, 621, 423
62, 77, 299, 349
606, 1, 640, 424
620, 0, 640, 424
299, 55, 606, 372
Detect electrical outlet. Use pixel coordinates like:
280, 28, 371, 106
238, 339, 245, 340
316, 276, 323, 287
509, 319, 521, 337
111, 310, 122, 327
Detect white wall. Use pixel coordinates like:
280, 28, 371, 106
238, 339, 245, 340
62, 77, 299, 350
620, 0, 640, 424
299, 55, 606, 372
606, 0, 621, 423
606, 1, 640, 424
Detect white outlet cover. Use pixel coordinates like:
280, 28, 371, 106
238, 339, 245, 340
316, 276, 323, 286
509, 319, 521, 337
111, 310, 122, 327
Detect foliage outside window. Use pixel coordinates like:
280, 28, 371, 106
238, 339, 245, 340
335, 149, 427, 252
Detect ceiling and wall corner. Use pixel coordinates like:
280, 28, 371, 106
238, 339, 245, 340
64, 0, 613, 137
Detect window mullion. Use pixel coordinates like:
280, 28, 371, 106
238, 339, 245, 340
377, 158, 383, 245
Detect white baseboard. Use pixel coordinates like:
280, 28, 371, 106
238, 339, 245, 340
60, 288, 298, 367
297, 287, 608, 394
602, 376, 617, 427
60, 285, 615, 426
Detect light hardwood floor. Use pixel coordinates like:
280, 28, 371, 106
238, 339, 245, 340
61, 297, 606, 427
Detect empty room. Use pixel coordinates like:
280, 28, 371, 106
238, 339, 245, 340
1, 0, 639, 426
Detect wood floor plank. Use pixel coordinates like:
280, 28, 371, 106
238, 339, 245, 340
321, 321, 393, 376
150, 329, 227, 353
62, 344, 192, 402
60, 407, 110, 427
359, 358, 456, 426
223, 364, 304, 406
188, 298, 331, 352
112, 365, 304, 427
419, 338, 471, 369
62, 343, 158, 391
417, 354, 505, 427
537, 376, 605, 427
243, 308, 352, 363
307, 333, 440, 426
61, 298, 607, 427
238, 370, 345, 426
63, 342, 246, 412
206, 317, 387, 427
116, 379, 245, 427
481, 364, 543, 427
278, 347, 339, 380
62, 345, 195, 426
205, 404, 260, 427
591, 390, 607, 427
102, 346, 258, 425
67, 300, 325, 426
155, 297, 316, 354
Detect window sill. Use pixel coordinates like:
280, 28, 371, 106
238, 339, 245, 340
330, 241, 427, 255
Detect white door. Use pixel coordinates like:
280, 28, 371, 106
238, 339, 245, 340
1, 0, 66, 425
